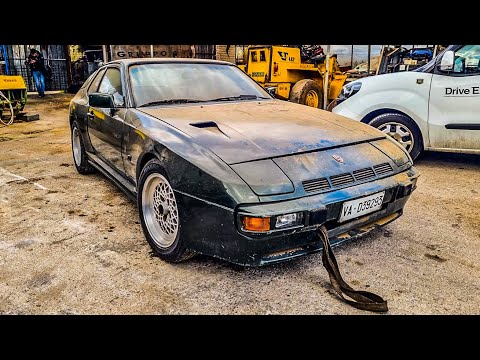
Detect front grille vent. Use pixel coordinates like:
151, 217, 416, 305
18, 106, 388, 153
353, 167, 376, 181
302, 162, 394, 194
302, 177, 331, 193
374, 162, 393, 176
330, 173, 355, 187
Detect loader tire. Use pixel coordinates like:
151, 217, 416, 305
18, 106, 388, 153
289, 79, 323, 109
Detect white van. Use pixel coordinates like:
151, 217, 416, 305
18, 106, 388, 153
331, 45, 480, 160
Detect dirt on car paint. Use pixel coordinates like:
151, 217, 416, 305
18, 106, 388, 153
0, 92, 479, 314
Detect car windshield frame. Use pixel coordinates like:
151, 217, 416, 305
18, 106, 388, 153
127, 61, 272, 108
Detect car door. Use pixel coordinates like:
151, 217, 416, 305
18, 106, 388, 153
75, 67, 105, 130
428, 45, 480, 150
87, 66, 127, 173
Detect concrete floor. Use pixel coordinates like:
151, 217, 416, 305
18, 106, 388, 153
0, 93, 479, 314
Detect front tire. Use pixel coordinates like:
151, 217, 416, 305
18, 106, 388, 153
71, 120, 96, 174
137, 159, 195, 262
368, 113, 424, 161
289, 79, 323, 108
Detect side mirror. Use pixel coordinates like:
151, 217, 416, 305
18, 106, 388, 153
89, 92, 115, 108
438, 50, 454, 72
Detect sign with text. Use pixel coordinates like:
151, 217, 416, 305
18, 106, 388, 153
109, 45, 193, 61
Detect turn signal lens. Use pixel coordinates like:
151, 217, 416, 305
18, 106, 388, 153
242, 216, 271, 232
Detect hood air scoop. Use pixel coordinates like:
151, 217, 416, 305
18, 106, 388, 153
190, 121, 230, 139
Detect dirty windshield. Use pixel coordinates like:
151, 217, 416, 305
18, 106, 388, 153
129, 62, 271, 107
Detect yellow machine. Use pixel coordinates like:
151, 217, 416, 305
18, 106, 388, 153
242, 45, 347, 108
0, 75, 27, 119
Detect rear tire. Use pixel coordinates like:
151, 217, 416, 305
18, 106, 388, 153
289, 79, 323, 108
71, 120, 96, 174
368, 113, 424, 161
137, 159, 196, 263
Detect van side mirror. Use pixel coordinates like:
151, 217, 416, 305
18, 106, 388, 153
265, 86, 277, 97
438, 50, 454, 72
89, 92, 115, 108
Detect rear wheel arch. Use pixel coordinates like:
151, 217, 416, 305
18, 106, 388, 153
69, 113, 76, 127
70, 119, 96, 174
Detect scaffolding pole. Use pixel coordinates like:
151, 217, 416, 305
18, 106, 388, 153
323, 45, 330, 110
367, 45, 371, 76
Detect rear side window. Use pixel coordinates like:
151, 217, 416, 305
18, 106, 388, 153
98, 67, 124, 106
87, 69, 106, 94
251, 51, 258, 62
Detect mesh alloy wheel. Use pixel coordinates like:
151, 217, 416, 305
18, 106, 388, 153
141, 173, 179, 248
72, 126, 82, 167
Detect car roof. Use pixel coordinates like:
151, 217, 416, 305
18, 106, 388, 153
107, 57, 235, 66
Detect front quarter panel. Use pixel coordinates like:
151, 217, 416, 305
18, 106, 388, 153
333, 72, 433, 146
123, 109, 259, 209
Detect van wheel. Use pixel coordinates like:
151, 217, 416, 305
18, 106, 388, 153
289, 79, 323, 108
368, 113, 423, 161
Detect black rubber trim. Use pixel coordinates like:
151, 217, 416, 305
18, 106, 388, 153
445, 123, 480, 130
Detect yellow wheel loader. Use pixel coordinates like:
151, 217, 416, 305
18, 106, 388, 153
0, 75, 27, 124
241, 45, 347, 109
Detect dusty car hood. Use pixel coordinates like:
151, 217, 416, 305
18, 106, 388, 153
140, 100, 386, 164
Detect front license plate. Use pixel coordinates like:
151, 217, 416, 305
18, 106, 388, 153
338, 191, 385, 223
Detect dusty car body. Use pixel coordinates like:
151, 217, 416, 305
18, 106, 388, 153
69, 58, 419, 266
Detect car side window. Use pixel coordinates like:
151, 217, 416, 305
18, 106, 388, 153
452, 45, 480, 75
98, 68, 124, 106
87, 69, 106, 94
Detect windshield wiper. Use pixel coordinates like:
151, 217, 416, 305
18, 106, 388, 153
207, 94, 270, 102
138, 99, 205, 107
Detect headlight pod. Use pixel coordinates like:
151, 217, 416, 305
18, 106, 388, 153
241, 212, 304, 233
337, 81, 362, 104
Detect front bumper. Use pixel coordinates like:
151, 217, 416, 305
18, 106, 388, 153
330, 98, 364, 121
176, 167, 419, 266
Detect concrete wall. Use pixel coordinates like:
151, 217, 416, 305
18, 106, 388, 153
215, 45, 236, 63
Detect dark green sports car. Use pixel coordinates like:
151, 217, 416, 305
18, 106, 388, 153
69, 58, 419, 266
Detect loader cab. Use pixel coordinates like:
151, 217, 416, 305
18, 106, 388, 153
245, 46, 305, 84
245, 46, 272, 84
243, 45, 347, 108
